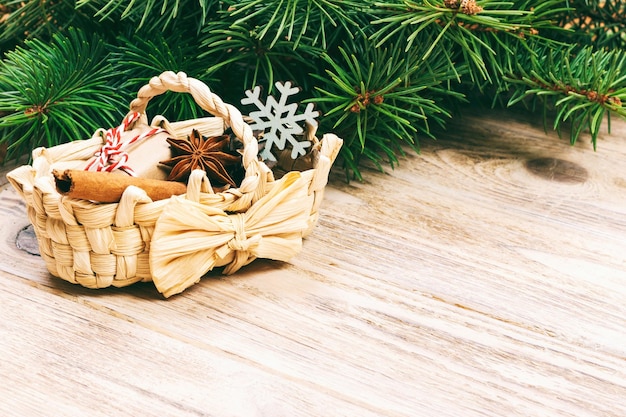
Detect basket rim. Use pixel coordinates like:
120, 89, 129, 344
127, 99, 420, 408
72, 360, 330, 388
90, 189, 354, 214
126, 71, 269, 205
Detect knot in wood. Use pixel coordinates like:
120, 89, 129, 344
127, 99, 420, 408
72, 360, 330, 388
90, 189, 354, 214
525, 158, 588, 184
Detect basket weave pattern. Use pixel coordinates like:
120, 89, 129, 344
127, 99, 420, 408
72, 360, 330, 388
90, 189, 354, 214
7, 71, 342, 297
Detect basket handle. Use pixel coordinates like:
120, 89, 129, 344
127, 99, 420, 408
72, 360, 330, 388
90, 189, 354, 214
128, 71, 267, 210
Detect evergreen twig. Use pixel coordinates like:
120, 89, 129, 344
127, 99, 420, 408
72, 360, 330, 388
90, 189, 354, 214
309, 38, 465, 180
0, 28, 125, 161
505, 45, 626, 148
0, 0, 624, 178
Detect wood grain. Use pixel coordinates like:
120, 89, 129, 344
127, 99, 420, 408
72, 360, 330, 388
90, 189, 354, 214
1, 108, 625, 416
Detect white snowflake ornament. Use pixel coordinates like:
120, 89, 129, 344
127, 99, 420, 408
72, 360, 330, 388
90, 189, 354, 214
241, 81, 319, 161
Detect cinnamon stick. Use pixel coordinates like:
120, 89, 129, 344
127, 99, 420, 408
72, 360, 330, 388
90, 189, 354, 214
53, 169, 187, 203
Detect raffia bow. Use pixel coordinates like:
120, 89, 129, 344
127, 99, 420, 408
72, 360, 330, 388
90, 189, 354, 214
150, 171, 312, 297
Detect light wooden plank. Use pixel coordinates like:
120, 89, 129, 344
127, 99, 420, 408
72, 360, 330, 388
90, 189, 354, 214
0, 203, 382, 416
0, 274, 394, 417
1, 109, 625, 416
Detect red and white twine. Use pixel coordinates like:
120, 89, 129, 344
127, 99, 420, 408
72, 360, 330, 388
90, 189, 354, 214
85, 112, 166, 176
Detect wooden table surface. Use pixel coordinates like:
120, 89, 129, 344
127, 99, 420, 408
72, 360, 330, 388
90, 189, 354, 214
1, 108, 625, 417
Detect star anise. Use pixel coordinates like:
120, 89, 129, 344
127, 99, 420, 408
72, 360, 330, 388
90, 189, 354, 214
160, 129, 242, 187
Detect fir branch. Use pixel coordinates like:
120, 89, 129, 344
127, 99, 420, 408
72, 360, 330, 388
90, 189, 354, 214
1, 0, 625, 176
224, 0, 366, 49
0, 28, 125, 160
554, 0, 625, 49
76, 0, 218, 31
111, 32, 215, 121
0, 0, 98, 50
505, 45, 626, 147
370, 0, 567, 83
199, 20, 322, 97
308, 39, 466, 180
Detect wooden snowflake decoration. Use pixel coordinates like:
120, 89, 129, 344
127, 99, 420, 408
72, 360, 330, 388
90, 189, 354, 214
241, 81, 319, 161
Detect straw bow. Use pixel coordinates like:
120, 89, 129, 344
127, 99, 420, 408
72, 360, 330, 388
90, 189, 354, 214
150, 171, 312, 297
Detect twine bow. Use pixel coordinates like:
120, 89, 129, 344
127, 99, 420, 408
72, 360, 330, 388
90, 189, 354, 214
149, 171, 312, 297
85, 112, 166, 176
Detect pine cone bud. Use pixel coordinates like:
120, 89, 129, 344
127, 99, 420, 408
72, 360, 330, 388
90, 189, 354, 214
461, 0, 483, 15
444, 0, 483, 15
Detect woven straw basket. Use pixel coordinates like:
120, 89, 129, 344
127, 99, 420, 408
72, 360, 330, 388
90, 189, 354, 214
6, 71, 342, 297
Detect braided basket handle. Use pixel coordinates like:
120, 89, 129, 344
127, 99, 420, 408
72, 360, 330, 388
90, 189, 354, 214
128, 71, 265, 207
